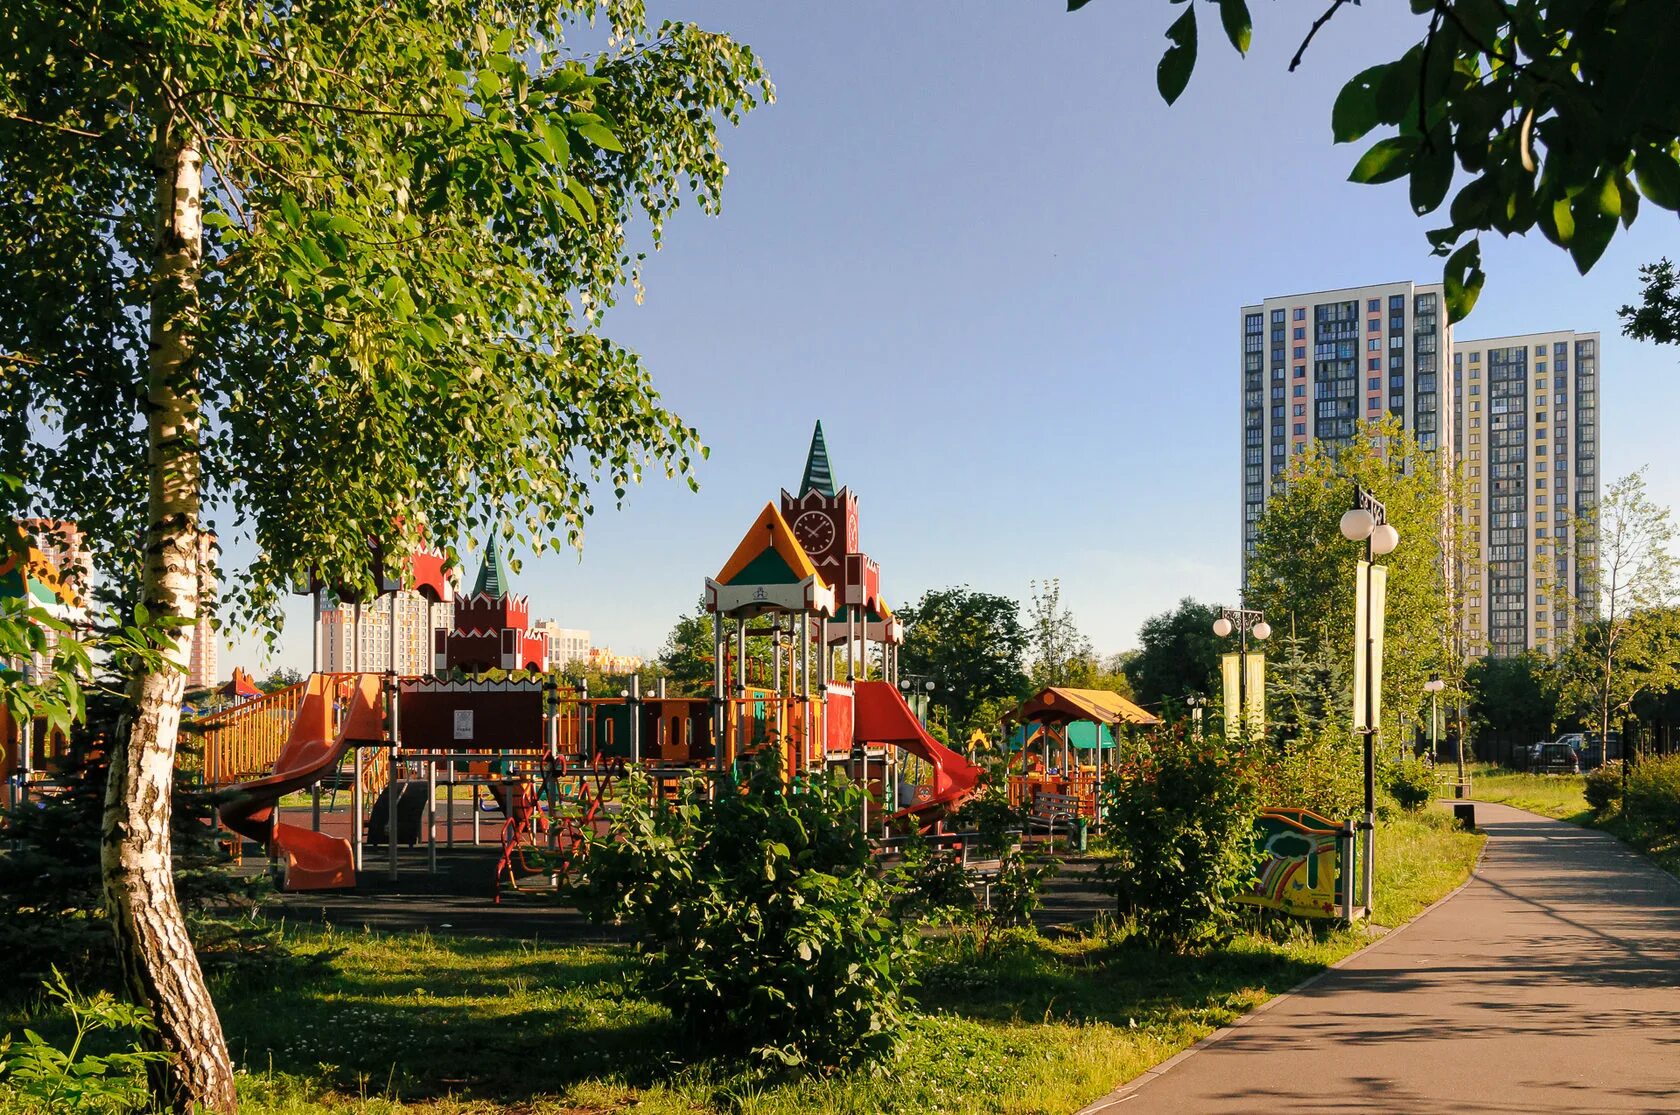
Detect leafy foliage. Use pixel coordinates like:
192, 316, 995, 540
1074, 0, 1680, 315
1247, 417, 1468, 750
1552, 470, 1679, 742
1468, 652, 1556, 745
1620, 258, 1680, 347
1123, 597, 1224, 715
0, 690, 261, 987
897, 587, 1030, 735
1096, 729, 1265, 952
1025, 579, 1096, 690
0, 0, 771, 627
0, 969, 170, 1114
1383, 757, 1437, 812
1624, 753, 1680, 840
567, 750, 916, 1069
1584, 761, 1623, 814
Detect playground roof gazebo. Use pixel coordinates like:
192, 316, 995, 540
1015, 687, 1160, 729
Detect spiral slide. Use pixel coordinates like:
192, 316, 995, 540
851, 680, 983, 824
217, 673, 385, 890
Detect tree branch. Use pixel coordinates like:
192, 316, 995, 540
1289, 0, 1353, 74
2, 112, 101, 139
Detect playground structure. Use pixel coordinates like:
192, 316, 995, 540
207, 421, 985, 894
1007, 686, 1161, 831
0, 525, 87, 808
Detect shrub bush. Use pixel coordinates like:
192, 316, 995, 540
567, 748, 915, 1069
1383, 758, 1436, 812
1624, 754, 1680, 840
0, 969, 169, 1113
1262, 724, 1363, 819
1096, 729, 1265, 952
1585, 761, 1624, 814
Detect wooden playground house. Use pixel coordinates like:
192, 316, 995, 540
1008, 686, 1161, 828
0, 527, 87, 805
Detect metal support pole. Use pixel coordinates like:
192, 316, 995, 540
388, 616, 401, 882
447, 762, 455, 849
426, 758, 437, 874
351, 746, 364, 870
1361, 544, 1376, 914
629, 674, 642, 765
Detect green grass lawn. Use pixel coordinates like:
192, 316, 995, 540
0, 810, 1480, 1114
194, 809, 1479, 1114
1441, 762, 1591, 822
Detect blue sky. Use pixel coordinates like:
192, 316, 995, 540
229, 1, 1680, 676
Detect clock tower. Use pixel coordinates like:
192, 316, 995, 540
780, 420, 859, 584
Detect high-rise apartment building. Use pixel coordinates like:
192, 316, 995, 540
529, 620, 590, 671
1240, 282, 1451, 565
1452, 331, 1600, 656
319, 591, 449, 675
1239, 283, 1600, 658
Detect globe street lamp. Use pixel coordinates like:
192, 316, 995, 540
1212, 606, 1270, 736
1340, 484, 1398, 915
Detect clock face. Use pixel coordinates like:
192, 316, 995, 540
793, 511, 835, 554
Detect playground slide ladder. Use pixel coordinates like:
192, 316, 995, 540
196, 672, 363, 787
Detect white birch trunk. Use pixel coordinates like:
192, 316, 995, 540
100, 116, 239, 1115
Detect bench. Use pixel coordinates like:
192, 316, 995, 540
1028, 791, 1080, 844
877, 829, 1023, 909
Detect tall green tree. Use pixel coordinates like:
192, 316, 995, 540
897, 586, 1029, 735
1025, 578, 1095, 690
1, 5, 769, 1110
1247, 417, 1469, 748
657, 601, 717, 697
1123, 597, 1224, 713
1073, 0, 1680, 318
1553, 470, 1679, 747
1467, 651, 1555, 747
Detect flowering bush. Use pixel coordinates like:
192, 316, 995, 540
1097, 729, 1265, 951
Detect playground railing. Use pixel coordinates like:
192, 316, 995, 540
195, 672, 365, 787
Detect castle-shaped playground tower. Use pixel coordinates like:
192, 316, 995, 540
439, 536, 548, 673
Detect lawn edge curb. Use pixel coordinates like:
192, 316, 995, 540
1072, 825, 1490, 1115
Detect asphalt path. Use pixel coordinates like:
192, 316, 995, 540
1079, 802, 1680, 1115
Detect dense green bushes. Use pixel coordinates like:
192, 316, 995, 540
1096, 730, 1265, 951
1585, 762, 1624, 814
1624, 754, 1680, 839
567, 748, 916, 1069
1383, 758, 1436, 812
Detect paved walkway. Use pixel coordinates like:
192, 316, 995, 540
1082, 803, 1680, 1114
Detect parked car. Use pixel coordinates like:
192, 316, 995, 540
1581, 731, 1622, 769
1554, 732, 1587, 767
1534, 741, 1581, 775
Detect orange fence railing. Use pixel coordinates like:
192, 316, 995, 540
196, 673, 366, 788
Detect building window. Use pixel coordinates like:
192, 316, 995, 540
1368, 358, 1381, 371
1368, 318, 1381, 332
1294, 307, 1305, 321
1294, 346, 1306, 359
1271, 309, 1285, 324
1294, 384, 1305, 397
1367, 298, 1380, 311
1294, 422, 1306, 435
1367, 338, 1380, 351
1293, 327, 1305, 340
1294, 404, 1305, 416
1295, 366, 1306, 378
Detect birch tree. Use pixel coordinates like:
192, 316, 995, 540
0, 3, 769, 1110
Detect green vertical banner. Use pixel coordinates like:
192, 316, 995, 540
1369, 563, 1388, 737
1222, 652, 1241, 730
1353, 560, 1369, 734
1244, 652, 1266, 737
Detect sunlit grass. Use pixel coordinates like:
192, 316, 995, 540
1, 812, 1481, 1114
1442, 762, 1590, 822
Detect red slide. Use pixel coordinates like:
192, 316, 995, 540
217, 674, 385, 890
851, 680, 983, 825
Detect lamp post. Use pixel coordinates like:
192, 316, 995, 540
1186, 694, 1207, 742
1424, 674, 1445, 766
1212, 607, 1271, 737
1339, 485, 1399, 915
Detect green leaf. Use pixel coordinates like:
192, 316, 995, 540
1332, 65, 1387, 143
1217, 0, 1252, 55
1634, 149, 1680, 211
1443, 237, 1484, 322
1067, 0, 1096, 9
1409, 125, 1454, 215
1349, 137, 1417, 185
1567, 194, 1616, 274
279, 194, 303, 228
567, 177, 598, 220
575, 122, 624, 152
1156, 6, 1198, 106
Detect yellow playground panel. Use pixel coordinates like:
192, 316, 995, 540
1237, 807, 1350, 920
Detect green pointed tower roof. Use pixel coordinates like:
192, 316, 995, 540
800, 420, 837, 497
472, 535, 512, 599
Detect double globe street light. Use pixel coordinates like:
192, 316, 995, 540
1339, 485, 1399, 916
1212, 607, 1271, 737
